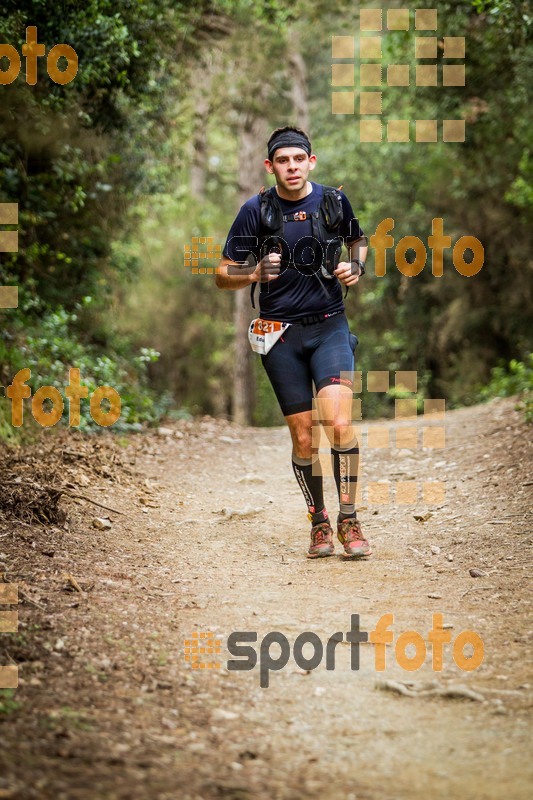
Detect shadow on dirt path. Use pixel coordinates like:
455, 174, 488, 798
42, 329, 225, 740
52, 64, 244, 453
0, 398, 531, 799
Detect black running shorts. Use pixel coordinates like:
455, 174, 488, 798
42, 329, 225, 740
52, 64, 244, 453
261, 313, 358, 416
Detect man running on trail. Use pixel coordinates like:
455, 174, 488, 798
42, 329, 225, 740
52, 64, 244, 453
215, 125, 371, 560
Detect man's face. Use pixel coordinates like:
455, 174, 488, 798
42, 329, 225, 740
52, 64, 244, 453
264, 147, 317, 196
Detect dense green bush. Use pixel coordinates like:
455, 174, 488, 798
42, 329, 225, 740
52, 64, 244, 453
1, 298, 166, 432
479, 355, 533, 422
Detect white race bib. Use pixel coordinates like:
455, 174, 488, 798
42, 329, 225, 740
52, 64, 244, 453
248, 318, 291, 355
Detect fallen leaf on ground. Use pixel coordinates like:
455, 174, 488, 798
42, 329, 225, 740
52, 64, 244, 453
414, 512, 433, 522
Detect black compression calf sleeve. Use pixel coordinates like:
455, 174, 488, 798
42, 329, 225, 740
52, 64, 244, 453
292, 452, 327, 523
331, 439, 359, 520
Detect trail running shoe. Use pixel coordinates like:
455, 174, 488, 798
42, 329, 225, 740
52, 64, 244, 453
307, 521, 335, 559
337, 518, 372, 559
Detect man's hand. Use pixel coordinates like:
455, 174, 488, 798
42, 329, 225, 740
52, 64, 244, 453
251, 251, 281, 283
334, 260, 361, 286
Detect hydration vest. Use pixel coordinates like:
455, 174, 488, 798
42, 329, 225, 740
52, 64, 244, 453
251, 184, 346, 308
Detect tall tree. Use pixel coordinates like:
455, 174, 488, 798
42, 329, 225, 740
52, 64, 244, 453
288, 33, 310, 133
232, 110, 268, 425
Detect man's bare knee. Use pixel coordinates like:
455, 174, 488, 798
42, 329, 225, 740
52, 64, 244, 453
288, 422, 313, 458
293, 429, 312, 458
332, 420, 355, 449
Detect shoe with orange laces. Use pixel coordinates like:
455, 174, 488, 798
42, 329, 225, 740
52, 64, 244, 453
307, 521, 335, 559
337, 518, 372, 558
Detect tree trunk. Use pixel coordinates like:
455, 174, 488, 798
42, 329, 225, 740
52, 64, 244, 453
190, 58, 214, 200
232, 112, 268, 426
190, 91, 209, 200
288, 39, 310, 133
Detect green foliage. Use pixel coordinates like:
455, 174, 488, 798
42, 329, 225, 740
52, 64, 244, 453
479, 356, 533, 422
1, 299, 166, 431
505, 150, 533, 211
308, 0, 533, 412
0, 0, 244, 437
0, 0, 190, 311
0, 689, 21, 716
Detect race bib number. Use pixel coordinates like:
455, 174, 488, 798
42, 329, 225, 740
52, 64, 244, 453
248, 318, 290, 355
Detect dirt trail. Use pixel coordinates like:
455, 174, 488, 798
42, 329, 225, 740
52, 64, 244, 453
0, 398, 531, 800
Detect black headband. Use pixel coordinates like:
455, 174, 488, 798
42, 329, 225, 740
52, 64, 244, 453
267, 131, 311, 160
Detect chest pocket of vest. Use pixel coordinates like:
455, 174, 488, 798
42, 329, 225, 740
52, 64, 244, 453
260, 190, 283, 231
314, 188, 344, 279
319, 187, 343, 230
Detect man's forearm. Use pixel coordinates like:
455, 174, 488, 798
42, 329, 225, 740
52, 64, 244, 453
215, 261, 256, 290
348, 238, 368, 263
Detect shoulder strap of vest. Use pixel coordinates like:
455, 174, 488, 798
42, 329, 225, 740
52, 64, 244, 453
252, 187, 283, 309
320, 185, 344, 230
